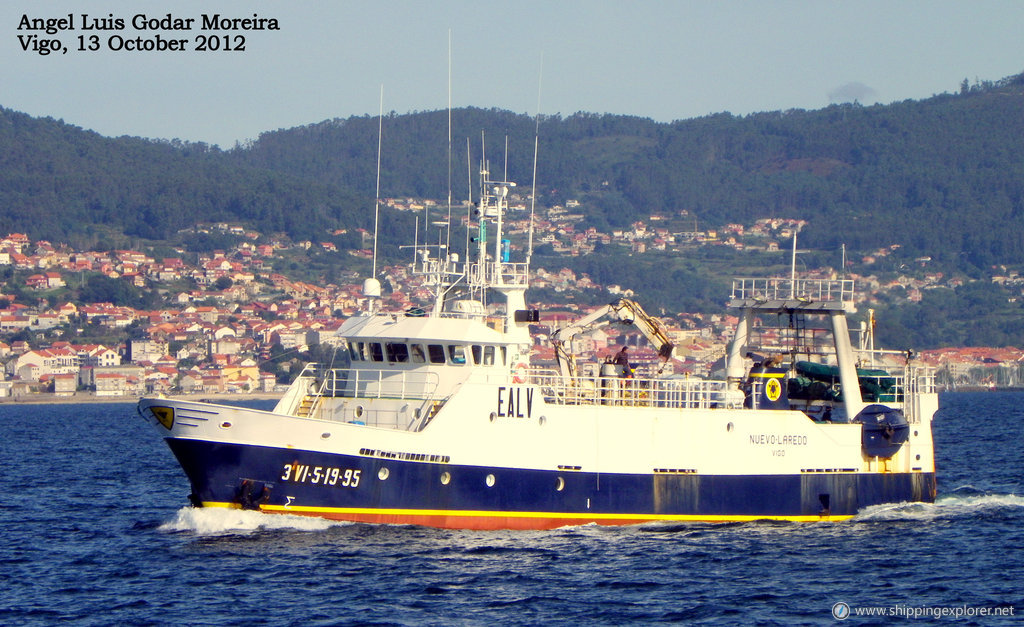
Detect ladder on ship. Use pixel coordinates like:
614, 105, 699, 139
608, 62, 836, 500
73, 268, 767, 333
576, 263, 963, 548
296, 395, 319, 418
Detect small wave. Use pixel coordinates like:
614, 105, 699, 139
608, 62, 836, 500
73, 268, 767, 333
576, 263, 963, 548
158, 506, 350, 536
855, 492, 1024, 522
947, 484, 988, 497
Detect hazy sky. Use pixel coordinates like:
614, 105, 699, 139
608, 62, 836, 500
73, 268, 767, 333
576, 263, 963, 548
5, 0, 1023, 148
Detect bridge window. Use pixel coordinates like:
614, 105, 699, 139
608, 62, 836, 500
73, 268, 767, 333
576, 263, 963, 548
369, 342, 384, 362
410, 344, 426, 363
483, 345, 495, 366
386, 342, 409, 363
471, 345, 483, 365
448, 345, 466, 365
348, 343, 362, 361
427, 344, 446, 364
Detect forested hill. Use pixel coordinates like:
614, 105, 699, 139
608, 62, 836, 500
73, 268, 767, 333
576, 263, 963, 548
2, 72, 1024, 273
0, 107, 371, 247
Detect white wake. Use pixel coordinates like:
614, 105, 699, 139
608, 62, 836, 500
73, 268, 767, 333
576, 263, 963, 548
158, 506, 350, 536
855, 490, 1024, 522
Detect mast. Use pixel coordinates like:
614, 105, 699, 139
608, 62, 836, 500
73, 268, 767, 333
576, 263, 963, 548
729, 277, 865, 419
464, 137, 472, 264
476, 132, 488, 288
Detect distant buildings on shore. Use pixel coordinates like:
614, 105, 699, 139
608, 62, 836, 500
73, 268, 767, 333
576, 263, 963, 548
0, 217, 1020, 399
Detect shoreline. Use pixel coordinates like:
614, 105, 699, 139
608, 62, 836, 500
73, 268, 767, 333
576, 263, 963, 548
0, 391, 284, 405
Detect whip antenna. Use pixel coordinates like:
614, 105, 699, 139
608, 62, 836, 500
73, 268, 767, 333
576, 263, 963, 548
526, 55, 542, 266
363, 84, 385, 314
446, 30, 453, 256
372, 84, 383, 278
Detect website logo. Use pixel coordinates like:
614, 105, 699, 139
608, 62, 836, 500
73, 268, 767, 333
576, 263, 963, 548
832, 602, 851, 620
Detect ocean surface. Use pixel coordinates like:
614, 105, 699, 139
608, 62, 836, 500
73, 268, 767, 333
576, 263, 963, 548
1, 392, 1021, 625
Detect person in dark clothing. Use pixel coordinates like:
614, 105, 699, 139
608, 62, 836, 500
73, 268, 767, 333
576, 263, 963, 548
613, 345, 633, 378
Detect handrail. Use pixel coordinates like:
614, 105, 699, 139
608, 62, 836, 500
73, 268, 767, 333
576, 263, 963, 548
524, 364, 934, 413
315, 367, 441, 401
467, 261, 529, 286
274, 363, 319, 415
731, 277, 855, 303
277, 366, 443, 414
281, 361, 935, 422
527, 370, 736, 409
902, 364, 937, 424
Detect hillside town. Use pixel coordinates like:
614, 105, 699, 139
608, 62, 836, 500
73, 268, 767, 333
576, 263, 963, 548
1, 207, 1022, 401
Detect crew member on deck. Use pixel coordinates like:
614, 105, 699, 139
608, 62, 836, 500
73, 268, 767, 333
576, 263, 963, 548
613, 345, 633, 378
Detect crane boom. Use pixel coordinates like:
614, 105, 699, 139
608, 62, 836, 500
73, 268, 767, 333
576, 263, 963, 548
551, 298, 675, 379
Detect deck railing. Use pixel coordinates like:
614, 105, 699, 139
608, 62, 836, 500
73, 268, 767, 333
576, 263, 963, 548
467, 261, 529, 287
277, 365, 442, 417
316, 367, 441, 400
902, 365, 937, 424
527, 370, 736, 409
280, 360, 936, 422
731, 277, 855, 304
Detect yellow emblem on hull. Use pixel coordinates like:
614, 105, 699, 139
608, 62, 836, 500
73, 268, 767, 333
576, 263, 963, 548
765, 377, 782, 402
150, 406, 175, 429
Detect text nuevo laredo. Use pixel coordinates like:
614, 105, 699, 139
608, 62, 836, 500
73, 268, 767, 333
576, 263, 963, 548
749, 433, 808, 446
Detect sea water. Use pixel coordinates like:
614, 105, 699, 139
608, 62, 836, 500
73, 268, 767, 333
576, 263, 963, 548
0, 393, 1021, 625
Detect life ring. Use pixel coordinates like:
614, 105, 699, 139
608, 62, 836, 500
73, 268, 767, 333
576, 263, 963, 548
512, 363, 528, 384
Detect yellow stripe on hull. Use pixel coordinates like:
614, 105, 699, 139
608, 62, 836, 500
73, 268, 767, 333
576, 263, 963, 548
200, 501, 854, 529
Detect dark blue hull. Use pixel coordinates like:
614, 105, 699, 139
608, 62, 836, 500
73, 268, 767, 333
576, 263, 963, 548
167, 438, 937, 529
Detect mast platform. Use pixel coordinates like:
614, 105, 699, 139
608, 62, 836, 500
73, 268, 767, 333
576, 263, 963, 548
729, 278, 856, 313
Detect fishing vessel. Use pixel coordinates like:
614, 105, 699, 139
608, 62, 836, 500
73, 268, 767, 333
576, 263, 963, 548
138, 162, 937, 530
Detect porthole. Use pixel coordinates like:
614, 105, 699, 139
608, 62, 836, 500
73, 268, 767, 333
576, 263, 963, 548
440, 471, 451, 485
916, 454, 921, 461
485, 474, 496, 487
555, 476, 565, 492
354, 406, 364, 418
538, 415, 547, 427
219, 421, 232, 429
321, 432, 331, 439
489, 412, 498, 422
726, 422, 734, 433
378, 467, 390, 481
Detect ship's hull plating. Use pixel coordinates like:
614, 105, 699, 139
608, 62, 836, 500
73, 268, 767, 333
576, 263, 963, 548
166, 437, 937, 530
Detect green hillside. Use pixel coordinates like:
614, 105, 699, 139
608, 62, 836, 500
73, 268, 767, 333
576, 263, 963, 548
0, 107, 374, 245
233, 74, 1024, 271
